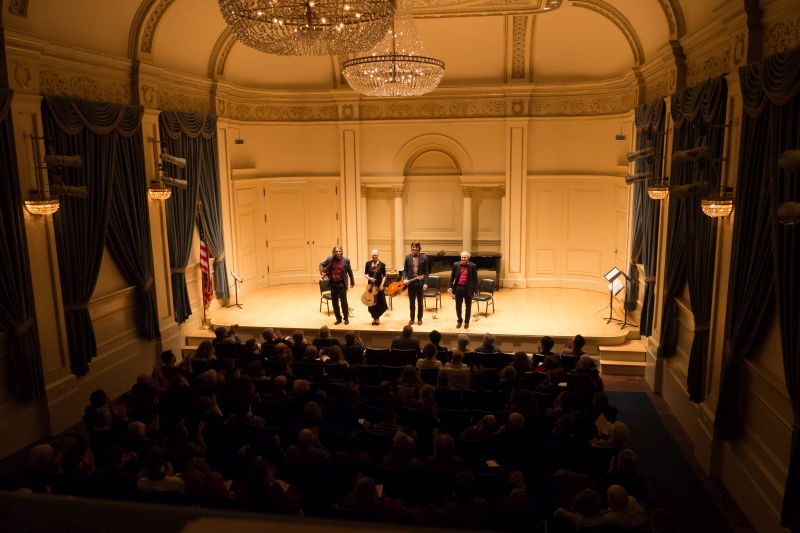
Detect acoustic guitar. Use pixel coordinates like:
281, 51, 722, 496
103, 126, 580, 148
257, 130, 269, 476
361, 285, 377, 306
386, 274, 426, 297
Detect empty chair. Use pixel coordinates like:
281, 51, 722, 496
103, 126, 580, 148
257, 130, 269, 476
472, 278, 495, 316
365, 347, 391, 366
319, 279, 333, 315
422, 274, 442, 311
380, 365, 404, 384
390, 348, 418, 366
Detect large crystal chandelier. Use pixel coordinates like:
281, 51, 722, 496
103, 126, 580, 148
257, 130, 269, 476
218, 0, 396, 56
342, 0, 444, 97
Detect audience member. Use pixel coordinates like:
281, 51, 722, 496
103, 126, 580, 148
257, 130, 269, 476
416, 343, 443, 369
391, 325, 421, 352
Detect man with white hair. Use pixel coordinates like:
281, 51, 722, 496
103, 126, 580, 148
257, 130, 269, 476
447, 251, 478, 329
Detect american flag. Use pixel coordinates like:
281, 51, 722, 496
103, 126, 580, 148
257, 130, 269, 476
199, 239, 213, 309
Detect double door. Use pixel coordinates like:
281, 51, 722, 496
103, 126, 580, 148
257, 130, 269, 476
232, 178, 340, 289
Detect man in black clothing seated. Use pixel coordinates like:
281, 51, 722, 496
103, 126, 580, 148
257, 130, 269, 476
391, 325, 421, 352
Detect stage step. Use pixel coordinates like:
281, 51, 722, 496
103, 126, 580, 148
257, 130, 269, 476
599, 339, 646, 376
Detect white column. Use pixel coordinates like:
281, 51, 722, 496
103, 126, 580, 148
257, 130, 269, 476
462, 185, 473, 252
505, 120, 528, 288
392, 185, 404, 269
360, 185, 369, 275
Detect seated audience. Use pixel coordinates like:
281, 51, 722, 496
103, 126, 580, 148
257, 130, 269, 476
341, 331, 365, 365
137, 445, 185, 494
475, 332, 502, 354
391, 325, 421, 352
416, 343, 443, 369
511, 351, 532, 373
312, 325, 341, 349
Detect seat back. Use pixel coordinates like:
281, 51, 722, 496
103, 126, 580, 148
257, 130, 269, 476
478, 278, 494, 295
390, 348, 418, 366
426, 275, 440, 290
365, 347, 391, 365
319, 278, 331, 294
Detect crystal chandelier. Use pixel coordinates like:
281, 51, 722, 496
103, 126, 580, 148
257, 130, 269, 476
342, 0, 444, 97
701, 190, 734, 218
218, 0, 396, 56
147, 182, 172, 201
24, 195, 60, 216
647, 179, 669, 200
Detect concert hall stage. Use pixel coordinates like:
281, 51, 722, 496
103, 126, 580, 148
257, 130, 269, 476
198, 284, 634, 354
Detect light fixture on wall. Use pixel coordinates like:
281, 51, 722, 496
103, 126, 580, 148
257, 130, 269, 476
626, 146, 654, 162
230, 127, 245, 145
615, 120, 633, 141
23, 134, 85, 216
147, 138, 188, 201
218, 0, 396, 56
342, 0, 444, 97
647, 179, 670, 200
778, 149, 800, 225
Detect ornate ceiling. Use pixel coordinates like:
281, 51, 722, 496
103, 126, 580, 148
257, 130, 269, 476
3, 0, 726, 93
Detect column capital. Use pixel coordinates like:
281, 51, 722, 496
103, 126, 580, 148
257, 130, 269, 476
461, 186, 474, 198
392, 185, 404, 198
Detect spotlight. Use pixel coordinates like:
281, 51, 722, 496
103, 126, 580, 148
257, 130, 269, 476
615, 134, 627, 141
161, 176, 188, 189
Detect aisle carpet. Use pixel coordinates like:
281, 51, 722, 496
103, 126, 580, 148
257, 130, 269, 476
606, 391, 731, 533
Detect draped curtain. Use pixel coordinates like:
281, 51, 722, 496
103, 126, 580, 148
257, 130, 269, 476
106, 120, 160, 340
159, 111, 216, 323
0, 90, 45, 400
196, 129, 229, 300
658, 77, 727, 403
710, 45, 800, 530
631, 100, 666, 334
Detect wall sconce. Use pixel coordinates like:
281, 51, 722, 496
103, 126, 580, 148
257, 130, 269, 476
647, 178, 670, 200
23, 134, 85, 216
701, 187, 734, 218
230, 127, 245, 145
615, 120, 633, 141
147, 138, 188, 200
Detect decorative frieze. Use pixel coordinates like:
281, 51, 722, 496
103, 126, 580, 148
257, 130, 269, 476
156, 89, 210, 114
224, 101, 339, 122
686, 46, 731, 87
530, 92, 635, 116
512, 16, 527, 80
39, 70, 130, 104
141, 0, 176, 55
763, 14, 800, 56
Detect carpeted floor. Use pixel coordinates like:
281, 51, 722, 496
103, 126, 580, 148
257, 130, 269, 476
607, 391, 733, 533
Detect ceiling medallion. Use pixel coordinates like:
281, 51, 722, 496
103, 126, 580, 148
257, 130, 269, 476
219, 0, 397, 56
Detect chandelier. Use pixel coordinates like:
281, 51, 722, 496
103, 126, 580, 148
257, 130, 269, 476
342, 0, 444, 97
647, 179, 669, 201
24, 195, 60, 216
218, 0, 396, 56
701, 189, 734, 218
147, 182, 172, 201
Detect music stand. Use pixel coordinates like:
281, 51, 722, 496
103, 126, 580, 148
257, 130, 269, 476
603, 267, 628, 328
226, 272, 243, 309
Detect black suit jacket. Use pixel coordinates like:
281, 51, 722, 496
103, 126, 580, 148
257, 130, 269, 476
319, 256, 355, 286
401, 253, 429, 283
449, 261, 478, 295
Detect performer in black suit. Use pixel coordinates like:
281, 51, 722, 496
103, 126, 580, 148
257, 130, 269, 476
448, 251, 478, 329
364, 249, 388, 325
319, 245, 355, 325
401, 242, 429, 325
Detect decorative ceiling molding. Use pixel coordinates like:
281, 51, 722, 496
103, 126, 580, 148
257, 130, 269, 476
40, 69, 131, 105
208, 27, 236, 79
571, 0, 645, 66
409, 0, 563, 18
127, 0, 175, 59
392, 133, 473, 176
656, 0, 686, 40
511, 15, 528, 80
686, 45, 731, 87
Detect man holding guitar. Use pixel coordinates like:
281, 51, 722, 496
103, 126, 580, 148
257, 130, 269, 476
447, 251, 478, 329
319, 245, 355, 325
401, 242, 429, 325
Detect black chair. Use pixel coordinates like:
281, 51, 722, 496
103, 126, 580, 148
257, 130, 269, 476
423, 274, 442, 311
420, 367, 440, 385
293, 360, 324, 381
365, 347, 391, 366
434, 388, 462, 409
380, 365, 404, 384
473, 278, 495, 316
534, 391, 556, 411
354, 364, 382, 386
520, 371, 545, 390
319, 279, 333, 315
325, 363, 348, 381
358, 403, 385, 424
437, 408, 473, 434
560, 354, 579, 372
390, 348, 418, 366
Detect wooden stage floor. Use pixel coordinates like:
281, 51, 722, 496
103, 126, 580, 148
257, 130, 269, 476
203, 284, 634, 350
